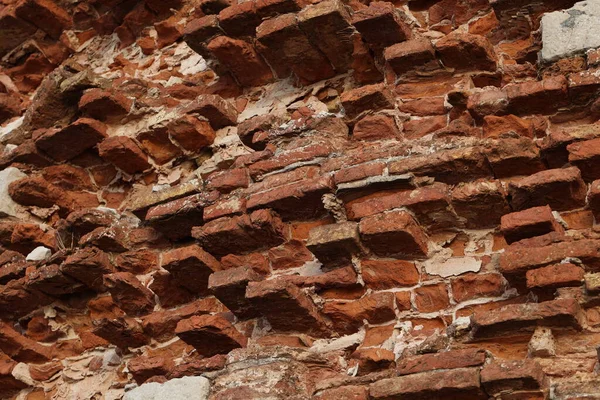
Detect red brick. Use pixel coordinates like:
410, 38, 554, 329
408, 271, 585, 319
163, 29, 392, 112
146, 191, 219, 241
247, 144, 330, 178
35, 118, 107, 162
370, 368, 485, 399
483, 114, 533, 138
404, 115, 447, 139
92, 317, 149, 349
256, 0, 305, 18
313, 385, 368, 400
483, 137, 546, 178
589, 179, 600, 221
361, 259, 419, 290
104, 272, 155, 316
114, 249, 158, 275
148, 270, 195, 310
221, 252, 270, 275
192, 209, 287, 256
25, 263, 84, 296
526, 263, 584, 290
504, 75, 569, 115
256, 13, 335, 84
268, 240, 313, 270
207, 36, 274, 87
435, 32, 497, 71
183, 15, 222, 53
218, 1, 261, 37
500, 206, 563, 244
471, 298, 584, 339
0, 9, 37, 57
352, 114, 401, 141
351, 33, 382, 84
352, 2, 411, 49
499, 238, 600, 275
61, 247, 114, 292
567, 137, 600, 182
388, 147, 492, 185
340, 83, 395, 119
323, 292, 396, 334
78, 89, 132, 121
167, 115, 215, 152
451, 273, 504, 302
284, 265, 358, 291
137, 126, 182, 165
334, 162, 385, 184
161, 244, 221, 294
349, 348, 395, 374
128, 356, 173, 384
414, 283, 449, 313
206, 168, 250, 193
98, 136, 151, 175
397, 348, 486, 375
481, 359, 546, 394
246, 279, 332, 337
306, 222, 361, 268
385, 38, 437, 76
399, 97, 447, 116
203, 196, 247, 221
467, 87, 509, 119
246, 175, 334, 220
14, 0, 72, 39
176, 315, 247, 356
451, 180, 510, 228
28, 360, 62, 381
208, 265, 262, 318
508, 167, 587, 211
358, 210, 428, 258
0, 321, 52, 363
183, 94, 238, 129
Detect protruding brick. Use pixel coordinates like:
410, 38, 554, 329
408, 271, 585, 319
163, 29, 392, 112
451, 180, 510, 229
183, 94, 238, 129
323, 292, 396, 334
161, 244, 222, 294
176, 315, 247, 356
526, 263, 584, 290
397, 348, 486, 376
92, 317, 149, 349
207, 36, 274, 87
246, 279, 332, 337
183, 15, 222, 54
128, 356, 174, 384
483, 137, 546, 178
79, 89, 132, 121
481, 359, 547, 394
451, 273, 504, 302
352, 114, 401, 141
314, 386, 369, 400
504, 75, 569, 115
567, 137, 600, 181
25, 263, 85, 296
218, 1, 261, 37
370, 368, 485, 399
137, 126, 182, 165
208, 266, 263, 319
104, 272, 156, 316
35, 118, 107, 162
256, 13, 335, 84
0, 9, 37, 57
306, 222, 361, 268
435, 32, 497, 71
297, 0, 354, 72
414, 283, 449, 313
14, 0, 72, 39
359, 210, 428, 258
483, 114, 533, 138
256, 0, 305, 18
385, 38, 436, 76
501, 206, 563, 244
361, 259, 419, 290
61, 247, 114, 292
589, 179, 600, 221
352, 2, 411, 49
508, 167, 587, 211
341, 83, 394, 119
98, 136, 151, 175
0, 321, 52, 362
471, 299, 584, 339
167, 115, 215, 152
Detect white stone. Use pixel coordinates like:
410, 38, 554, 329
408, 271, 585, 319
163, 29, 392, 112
123, 376, 210, 400
424, 256, 481, 278
541, 0, 600, 62
26, 246, 52, 261
0, 167, 27, 218
528, 327, 556, 357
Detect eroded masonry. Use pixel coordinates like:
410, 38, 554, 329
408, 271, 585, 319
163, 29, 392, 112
1, 0, 600, 398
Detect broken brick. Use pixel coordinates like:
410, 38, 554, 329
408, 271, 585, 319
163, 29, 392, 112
361, 259, 419, 290
61, 247, 114, 292
500, 206, 564, 244
451, 180, 510, 229
504, 75, 569, 115
414, 283, 450, 313
0, 321, 52, 363
526, 263, 584, 290
208, 265, 263, 319
161, 244, 222, 294
34, 118, 107, 162
396, 348, 486, 376
451, 273, 504, 302
481, 359, 547, 394
385, 38, 437, 76
352, 114, 401, 141
98, 136, 151, 175
352, 2, 411, 49
340, 83, 395, 120
92, 317, 149, 349
183, 94, 238, 129
323, 292, 396, 334
435, 32, 497, 71
104, 272, 156, 316
176, 315, 247, 356
567, 137, 600, 181
78, 89, 132, 121
136, 126, 182, 165
14, 0, 72, 40
306, 222, 361, 268
167, 115, 216, 152
217, 1, 261, 37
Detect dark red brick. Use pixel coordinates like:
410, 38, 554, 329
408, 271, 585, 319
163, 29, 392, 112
161, 244, 222, 294
176, 315, 247, 356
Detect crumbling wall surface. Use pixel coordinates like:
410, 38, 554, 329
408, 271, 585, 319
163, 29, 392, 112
2, 0, 600, 398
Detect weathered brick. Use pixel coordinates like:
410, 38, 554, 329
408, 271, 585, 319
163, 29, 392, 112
104, 272, 156, 316
61, 247, 114, 292
35, 118, 107, 162
256, 0, 305, 18
0, 8, 37, 57
508, 167, 587, 211
306, 222, 361, 268
483, 114, 533, 138
526, 263, 584, 290
451, 180, 510, 229
192, 209, 287, 256
470, 299, 584, 339
247, 144, 330, 179
370, 368, 485, 399
167, 115, 215, 152
467, 87, 508, 119
268, 240, 314, 270
414, 283, 449, 313
246, 175, 334, 220
137, 126, 182, 165
246, 279, 332, 337
385, 38, 437, 76
256, 13, 335, 84
313, 386, 369, 400
589, 179, 600, 221
323, 292, 396, 334
183, 15, 222, 54
500, 206, 563, 244
0, 321, 52, 363
218, 1, 261, 37
128, 356, 173, 384
207, 36, 274, 87
352, 114, 401, 141
176, 315, 247, 356
567, 137, 600, 181
451, 273, 504, 302
435, 32, 497, 71
208, 266, 263, 319
25, 263, 85, 296
481, 359, 547, 394
14, 0, 72, 39
340, 83, 394, 120
161, 244, 222, 294
145, 191, 219, 241
483, 137, 546, 178
183, 94, 238, 129
352, 2, 411, 49
397, 348, 486, 376
361, 259, 419, 290
98, 136, 151, 175
504, 75, 569, 115
359, 210, 428, 258
92, 317, 149, 349
79, 89, 132, 121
